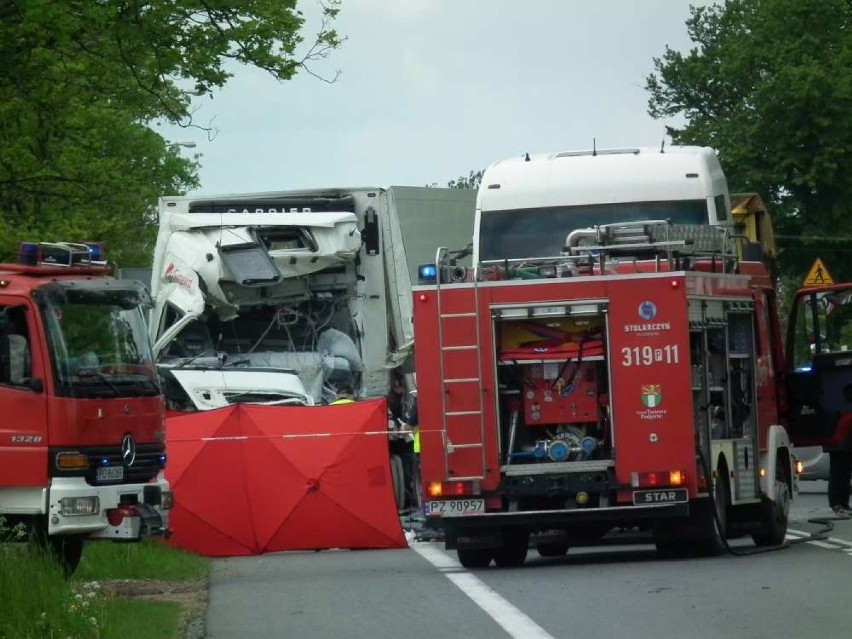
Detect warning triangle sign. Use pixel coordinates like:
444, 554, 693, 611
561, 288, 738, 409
802, 258, 834, 287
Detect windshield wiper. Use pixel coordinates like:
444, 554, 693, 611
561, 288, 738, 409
75, 370, 121, 395
223, 358, 252, 368
127, 375, 161, 395
172, 351, 216, 370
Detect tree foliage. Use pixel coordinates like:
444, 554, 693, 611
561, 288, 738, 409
646, 0, 852, 280
447, 170, 483, 190
0, 0, 341, 266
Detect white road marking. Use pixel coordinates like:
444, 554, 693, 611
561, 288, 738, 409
787, 528, 850, 551
826, 536, 852, 548
412, 543, 555, 639
807, 540, 844, 550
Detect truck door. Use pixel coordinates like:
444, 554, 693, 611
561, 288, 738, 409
0, 301, 49, 487
150, 257, 205, 358
785, 284, 852, 447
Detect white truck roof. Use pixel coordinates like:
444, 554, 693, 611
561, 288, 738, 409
477, 146, 726, 212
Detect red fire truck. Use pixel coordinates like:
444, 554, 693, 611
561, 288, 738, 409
0, 242, 172, 574
413, 147, 801, 567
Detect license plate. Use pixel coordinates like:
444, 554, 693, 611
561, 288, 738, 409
96, 466, 124, 482
632, 488, 688, 505
424, 499, 485, 517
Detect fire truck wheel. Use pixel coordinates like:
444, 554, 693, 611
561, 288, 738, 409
390, 454, 405, 509
51, 536, 85, 577
29, 521, 85, 577
752, 478, 790, 547
410, 460, 422, 509
492, 528, 530, 568
457, 548, 494, 568
536, 542, 570, 557
655, 475, 729, 558
653, 536, 690, 559
705, 473, 729, 556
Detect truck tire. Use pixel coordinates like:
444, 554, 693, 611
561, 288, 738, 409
410, 459, 422, 510
680, 475, 729, 557
702, 473, 729, 556
653, 536, 690, 559
752, 477, 790, 547
536, 542, 570, 557
457, 548, 493, 568
30, 520, 85, 577
493, 528, 529, 568
653, 476, 728, 559
50, 535, 85, 577
390, 453, 405, 509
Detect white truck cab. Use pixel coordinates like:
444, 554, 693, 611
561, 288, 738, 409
474, 146, 730, 265
149, 187, 475, 410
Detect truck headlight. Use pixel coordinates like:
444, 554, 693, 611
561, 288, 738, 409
58, 496, 100, 516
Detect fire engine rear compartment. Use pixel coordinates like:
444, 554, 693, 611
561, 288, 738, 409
419, 269, 774, 561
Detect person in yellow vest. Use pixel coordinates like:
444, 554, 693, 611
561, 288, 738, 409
406, 392, 420, 454
402, 390, 420, 509
330, 383, 356, 405
409, 395, 421, 509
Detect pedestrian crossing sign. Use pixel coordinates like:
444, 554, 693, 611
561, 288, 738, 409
802, 258, 834, 287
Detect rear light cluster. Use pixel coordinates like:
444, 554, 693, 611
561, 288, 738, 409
426, 481, 476, 498
631, 470, 686, 488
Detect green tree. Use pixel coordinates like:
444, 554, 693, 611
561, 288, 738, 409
646, 0, 852, 281
447, 170, 484, 190
0, 0, 341, 266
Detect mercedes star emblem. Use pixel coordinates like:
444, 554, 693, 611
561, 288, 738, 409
121, 433, 136, 467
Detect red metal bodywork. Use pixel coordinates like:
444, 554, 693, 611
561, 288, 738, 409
414, 266, 779, 509
0, 265, 164, 488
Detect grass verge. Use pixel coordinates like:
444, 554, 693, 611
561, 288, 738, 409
1, 528, 209, 639
75, 538, 209, 582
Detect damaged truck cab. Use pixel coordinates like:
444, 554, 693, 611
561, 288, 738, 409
151, 194, 366, 408
149, 188, 475, 508
150, 188, 475, 413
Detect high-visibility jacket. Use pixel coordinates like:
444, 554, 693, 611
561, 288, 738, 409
413, 428, 420, 454
330, 397, 355, 405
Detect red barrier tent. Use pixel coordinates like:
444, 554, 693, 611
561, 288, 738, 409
164, 399, 406, 556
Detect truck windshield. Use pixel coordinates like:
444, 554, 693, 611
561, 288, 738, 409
478, 200, 709, 262
38, 285, 160, 399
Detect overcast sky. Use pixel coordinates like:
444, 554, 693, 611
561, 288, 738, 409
165, 1, 712, 195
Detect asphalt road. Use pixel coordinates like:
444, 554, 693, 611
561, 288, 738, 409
204, 484, 852, 639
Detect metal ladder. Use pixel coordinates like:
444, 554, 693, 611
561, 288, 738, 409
434, 247, 487, 481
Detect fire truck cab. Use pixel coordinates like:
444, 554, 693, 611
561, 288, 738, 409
413, 147, 794, 567
0, 242, 172, 574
